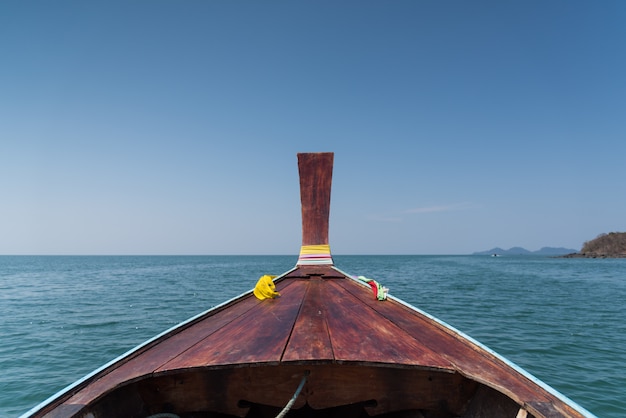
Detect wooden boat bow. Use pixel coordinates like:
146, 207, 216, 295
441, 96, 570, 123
297, 152, 334, 266
22, 152, 595, 418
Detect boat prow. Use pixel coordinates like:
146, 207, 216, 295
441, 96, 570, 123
22, 153, 595, 418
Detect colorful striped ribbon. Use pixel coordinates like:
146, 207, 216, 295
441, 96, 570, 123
297, 244, 333, 265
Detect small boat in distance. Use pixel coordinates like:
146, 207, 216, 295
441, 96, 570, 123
22, 153, 595, 418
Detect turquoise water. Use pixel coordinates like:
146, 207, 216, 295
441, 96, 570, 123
1, 255, 624, 417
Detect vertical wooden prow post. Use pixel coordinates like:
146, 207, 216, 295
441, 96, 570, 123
297, 152, 334, 265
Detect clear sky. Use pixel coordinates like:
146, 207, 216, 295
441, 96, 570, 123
1, 1, 625, 255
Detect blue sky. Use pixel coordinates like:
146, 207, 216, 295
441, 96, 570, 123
1, 1, 625, 255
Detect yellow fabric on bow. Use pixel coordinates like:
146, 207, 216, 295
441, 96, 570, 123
253, 275, 280, 300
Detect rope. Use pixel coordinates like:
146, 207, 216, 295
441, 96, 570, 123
275, 371, 309, 418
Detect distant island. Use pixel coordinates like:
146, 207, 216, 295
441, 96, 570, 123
561, 232, 626, 258
475, 232, 626, 258
473, 246, 577, 256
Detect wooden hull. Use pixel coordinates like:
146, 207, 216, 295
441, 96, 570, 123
52, 365, 504, 417
22, 154, 594, 418
22, 266, 593, 418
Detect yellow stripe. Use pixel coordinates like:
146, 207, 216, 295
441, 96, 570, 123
298, 244, 333, 265
299, 244, 331, 256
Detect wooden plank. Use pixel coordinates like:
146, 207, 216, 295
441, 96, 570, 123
332, 277, 553, 405
284, 265, 344, 278
135, 370, 251, 418
282, 278, 334, 361
321, 279, 453, 369
51, 280, 299, 408
40, 404, 84, 418
158, 279, 308, 369
526, 401, 583, 418
298, 152, 333, 246
301, 364, 473, 415
48, 288, 267, 408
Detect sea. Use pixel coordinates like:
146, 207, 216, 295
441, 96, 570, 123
1, 255, 624, 417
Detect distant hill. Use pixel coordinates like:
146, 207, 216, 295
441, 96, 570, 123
562, 232, 626, 258
473, 246, 577, 256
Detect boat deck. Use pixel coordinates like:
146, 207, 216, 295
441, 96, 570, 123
41, 265, 583, 418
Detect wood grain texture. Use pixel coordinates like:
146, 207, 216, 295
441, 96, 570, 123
282, 277, 334, 362
298, 152, 333, 246
331, 276, 565, 411
159, 280, 306, 369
